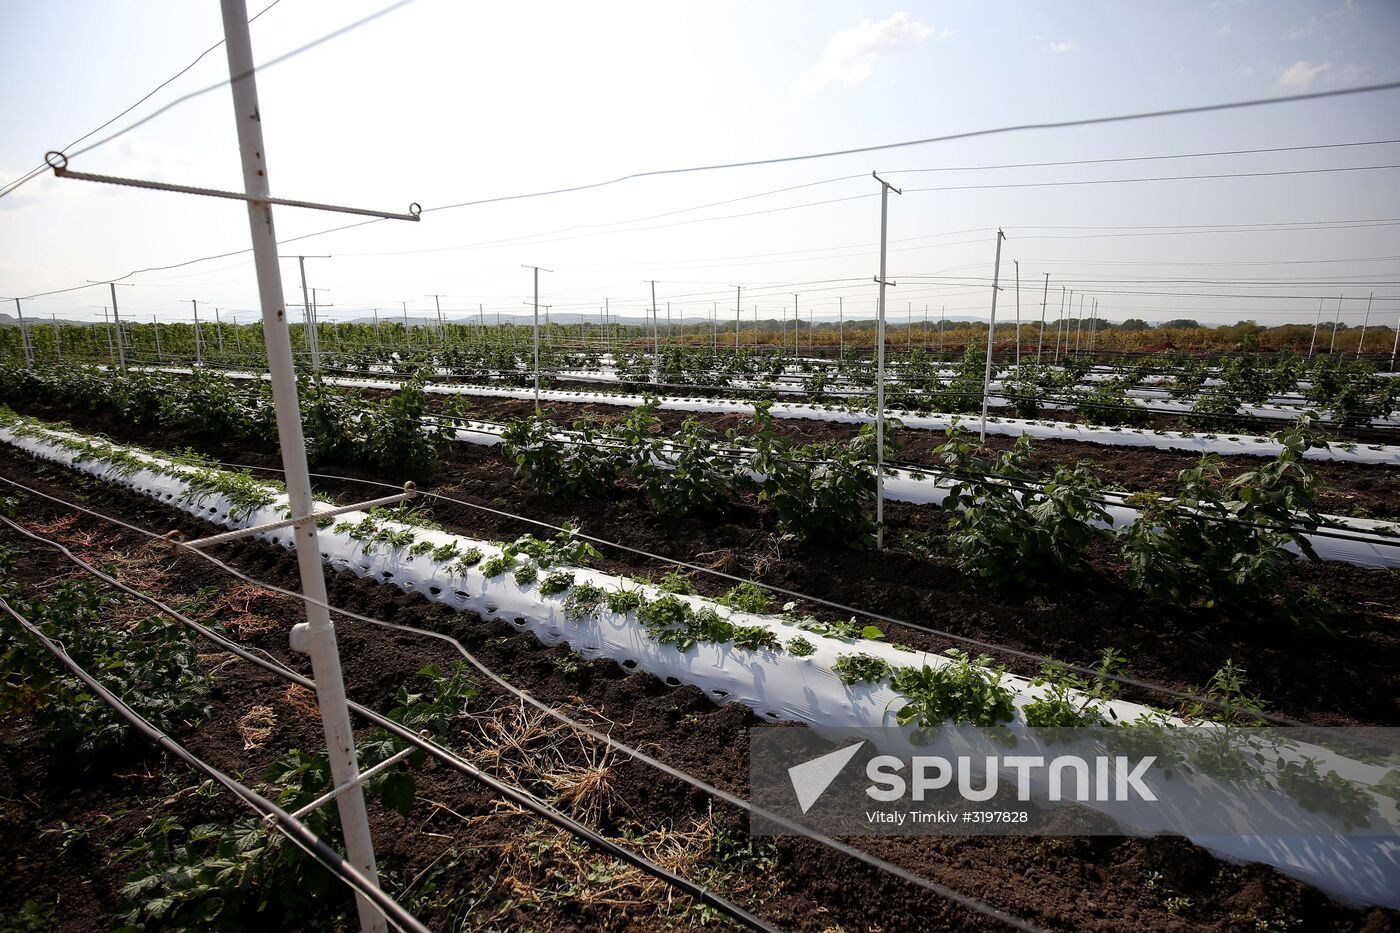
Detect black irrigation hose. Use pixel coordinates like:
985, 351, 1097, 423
0, 496, 1047, 932
0, 594, 432, 933
0, 515, 783, 933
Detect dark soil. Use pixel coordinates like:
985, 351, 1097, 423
4, 397, 1399, 729
1, 451, 1397, 932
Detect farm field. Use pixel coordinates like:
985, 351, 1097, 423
1, 353, 1398, 931
6, 5, 1400, 929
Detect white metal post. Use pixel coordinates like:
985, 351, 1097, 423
1013, 260, 1021, 371
1357, 292, 1373, 357
429, 294, 445, 349
214, 306, 225, 354
872, 173, 901, 549
733, 285, 741, 352
979, 229, 1006, 442
1038, 273, 1049, 363
648, 280, 660, 380
192, 299, 203, 366
52, 314, 61, 362
1329, 295, 1342, 354
298, 256, 315, 369
1074, 294, 1085, 355
1309, 298, 1323, 358
102, 308, 114, 366
109, 284, 127, 369
218, 4, 385, 930
524, 266, 550, 413
1054, 288, 1065, 363
13, 299, 31, 367
153, 315, 162, 362
838, 296, 844, 359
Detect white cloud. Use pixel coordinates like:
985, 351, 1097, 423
1218, 23, 1232, 36
1048, 40, 1078, 53
792, 12, 938, 96
1275, 59, 1331, 91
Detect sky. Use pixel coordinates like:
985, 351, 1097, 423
2, 0, 1399, 332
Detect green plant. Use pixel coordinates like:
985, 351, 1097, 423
717, 581, 774, 614
452, 547, 484, 573
1024, 648, 1125, 728
1274, 757, 1373, 829
480, 553, 512, 578
643, 418, 751, 516
361, 372, 454, 478
1120, 415, 1330, 621
501, 414, 620, 498
657, 568, 695, 594
786, 636, 816, 657
0, 580, 211, 768
299, 374, 362, 462
730, 624, 780, 651
833, 652, 892, 685
563, 583, 607, 619
935, 433, 1109, 588
538, 570, 574, 597
889, 649, 1018, 738
754, 405, 885, 547
782, 602, 884, 641
606, 588, 645, 615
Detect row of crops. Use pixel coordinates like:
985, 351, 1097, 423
2, 363, 1392, 622
1, 356, 1398, 928
1, 410, 1396, 911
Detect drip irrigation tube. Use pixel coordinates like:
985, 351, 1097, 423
0, 512, 1035, 932
0, 595, 432, 933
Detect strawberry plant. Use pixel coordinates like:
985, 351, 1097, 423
833, 652, 892, 685
117, 665, 473, 931
717, 582, 774, 614
563, 582, 607, 619
0, 575, 212, 769
538, 570, 575, 596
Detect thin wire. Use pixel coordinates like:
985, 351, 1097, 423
904, 162, 1400, 195
63, 0, 419, 164
884, 137, 1400, 175
423, 81, 1400, 212
0, 512, 995, 933
0, 594, 431, 933
0, 0, 285, 199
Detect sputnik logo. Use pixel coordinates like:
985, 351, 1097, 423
788, 741, 865, 813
